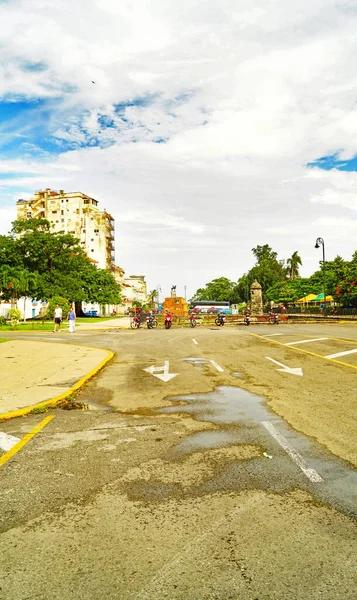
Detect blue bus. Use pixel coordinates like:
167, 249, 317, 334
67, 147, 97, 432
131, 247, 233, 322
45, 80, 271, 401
190, 301, 232, 315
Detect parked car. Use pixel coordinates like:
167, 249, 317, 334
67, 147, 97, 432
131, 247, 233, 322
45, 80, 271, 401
84, 310, 98, 317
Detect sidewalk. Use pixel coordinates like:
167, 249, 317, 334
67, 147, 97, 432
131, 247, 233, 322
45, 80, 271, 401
0, 340, 112, 419
78, 317, 131, 330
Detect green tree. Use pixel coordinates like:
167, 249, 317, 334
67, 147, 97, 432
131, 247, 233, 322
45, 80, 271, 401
286, 251, 302, 279
46, 296, 71, 320
191, 277, 236, 303
249, 244, 286, 294
265, 279, 321, 303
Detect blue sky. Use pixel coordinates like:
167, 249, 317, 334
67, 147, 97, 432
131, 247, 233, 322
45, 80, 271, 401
1, 0, 357, 296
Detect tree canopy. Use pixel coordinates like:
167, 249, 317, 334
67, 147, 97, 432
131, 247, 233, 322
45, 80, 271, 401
0, 218, 122, 305
191, 244, 357, 307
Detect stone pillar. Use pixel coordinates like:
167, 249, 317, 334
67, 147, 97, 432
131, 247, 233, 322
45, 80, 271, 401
250, 280, 263, 315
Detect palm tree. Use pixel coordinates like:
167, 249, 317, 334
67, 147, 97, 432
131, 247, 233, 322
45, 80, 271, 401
0, 267, 38, 321
147, 289, 158, 308
286, 251, 302, 279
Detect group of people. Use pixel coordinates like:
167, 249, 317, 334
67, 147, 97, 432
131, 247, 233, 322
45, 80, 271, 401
53, 304, 76, 333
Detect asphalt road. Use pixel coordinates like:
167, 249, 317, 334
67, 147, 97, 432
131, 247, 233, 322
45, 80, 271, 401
1, 323, 357, 599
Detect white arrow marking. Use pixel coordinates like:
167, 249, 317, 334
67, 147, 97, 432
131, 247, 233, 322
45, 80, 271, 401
266, 356, 303, 376
143, 360, 178, 382
192, 339, 198, 345
0, 432, 20, 452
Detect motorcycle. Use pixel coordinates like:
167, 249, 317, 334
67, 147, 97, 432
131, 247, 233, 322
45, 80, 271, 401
269, 312, 279, 325
189, 314, 196, 328
164, 313, 173, 329
215, 313, 225, 326
146, 314, 158, 329
130, 315, 141, 329
244, 314, 250, 326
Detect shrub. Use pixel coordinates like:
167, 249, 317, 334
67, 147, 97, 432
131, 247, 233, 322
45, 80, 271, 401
9, 307, 22, 330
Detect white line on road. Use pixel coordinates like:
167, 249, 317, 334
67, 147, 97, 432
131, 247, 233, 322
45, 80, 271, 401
210, 360, 224, 373
192, 339, 198, 345
263, 333, 284, 337
261, 421, 323, 483
0, 432, 21, 452
285, 338, 328, 346
325, 348, 357, 359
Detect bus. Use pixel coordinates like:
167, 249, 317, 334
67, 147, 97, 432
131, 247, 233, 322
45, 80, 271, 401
189, 300, 232, 314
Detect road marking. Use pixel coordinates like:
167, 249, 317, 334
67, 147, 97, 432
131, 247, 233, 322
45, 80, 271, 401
250, 333, 357, 372
266, 357, 303, 376
261, 421, 323, 483
285, 337, 328, 345
192, 339, 198, 345
263, 333, 284, 337
143, 360, 179, 382
0, 432, 20, 452
0, 416, 55, 468
210, 360, 224, 373
325, 348, 357, 359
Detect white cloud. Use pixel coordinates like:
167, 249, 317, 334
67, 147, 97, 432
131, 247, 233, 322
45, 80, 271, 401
1, 0, 357, 297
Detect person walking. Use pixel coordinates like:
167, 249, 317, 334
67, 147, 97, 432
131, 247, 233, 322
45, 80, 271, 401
53, 304, 63, 332
67, 307, 76, 333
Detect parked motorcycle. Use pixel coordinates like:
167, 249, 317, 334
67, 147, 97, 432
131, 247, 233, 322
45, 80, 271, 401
215, 313, 225, 326
164, 312, 173, 329
269, 312, 279, 325
130, 315, 141, 329
189, 314, 196, 328
146, 314, 158, 329
244, 314, 250, 326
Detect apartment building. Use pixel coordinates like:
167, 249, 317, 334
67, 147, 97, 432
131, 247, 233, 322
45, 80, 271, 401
17, 188, 115, 270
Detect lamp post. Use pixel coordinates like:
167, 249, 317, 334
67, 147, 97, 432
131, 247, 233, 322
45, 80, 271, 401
315, 237, 326, 310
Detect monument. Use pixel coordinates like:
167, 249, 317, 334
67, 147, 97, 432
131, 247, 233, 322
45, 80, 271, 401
250, 280, 263, 315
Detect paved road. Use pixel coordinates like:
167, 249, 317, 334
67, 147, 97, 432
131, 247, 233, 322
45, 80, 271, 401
1, 323, 357, 599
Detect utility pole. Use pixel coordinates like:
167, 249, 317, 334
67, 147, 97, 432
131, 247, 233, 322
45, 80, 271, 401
184, 285, 187, 301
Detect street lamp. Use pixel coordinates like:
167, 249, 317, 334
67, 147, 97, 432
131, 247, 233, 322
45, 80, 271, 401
315, 237, 326, 310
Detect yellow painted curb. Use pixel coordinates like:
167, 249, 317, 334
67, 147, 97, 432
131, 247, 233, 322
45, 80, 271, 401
0, 345, 114, 422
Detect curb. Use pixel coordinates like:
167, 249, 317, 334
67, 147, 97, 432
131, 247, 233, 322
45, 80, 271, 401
0, 347, 114, 422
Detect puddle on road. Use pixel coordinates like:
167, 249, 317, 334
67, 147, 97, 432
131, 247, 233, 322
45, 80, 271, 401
157, 386, 357, 518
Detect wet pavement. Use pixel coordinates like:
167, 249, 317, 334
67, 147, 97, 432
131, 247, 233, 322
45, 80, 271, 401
159, 386, 357, 518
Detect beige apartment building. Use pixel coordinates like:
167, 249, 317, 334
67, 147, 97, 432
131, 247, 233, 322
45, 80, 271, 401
17, 188, 115, 270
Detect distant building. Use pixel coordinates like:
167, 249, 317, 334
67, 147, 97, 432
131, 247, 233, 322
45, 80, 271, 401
17, 188, 115, 271
123, 275, 147, 308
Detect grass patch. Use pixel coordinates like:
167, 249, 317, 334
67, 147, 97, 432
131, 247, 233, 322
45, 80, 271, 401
0, 338, 8, 343
31, 405, 49, 414
76, 316, 123, 323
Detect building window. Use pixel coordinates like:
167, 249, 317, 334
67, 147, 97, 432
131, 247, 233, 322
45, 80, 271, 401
91, 249, 94, 252
61, 219, 65, 223
94, 229, 99, 233
66, 199, 69, 202
26, 212, 32, 218
84, 199, 90, 204
52, 210, 57, 214
92, 200, 98, 206
76, 209, 80, 214
91, 238, 94, 241
82, 229, 86, 233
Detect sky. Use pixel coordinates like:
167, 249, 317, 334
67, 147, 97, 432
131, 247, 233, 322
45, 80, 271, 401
1, 0, 357, 300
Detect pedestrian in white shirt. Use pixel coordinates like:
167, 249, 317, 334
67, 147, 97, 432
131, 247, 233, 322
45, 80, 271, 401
53, 305, 62, 332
